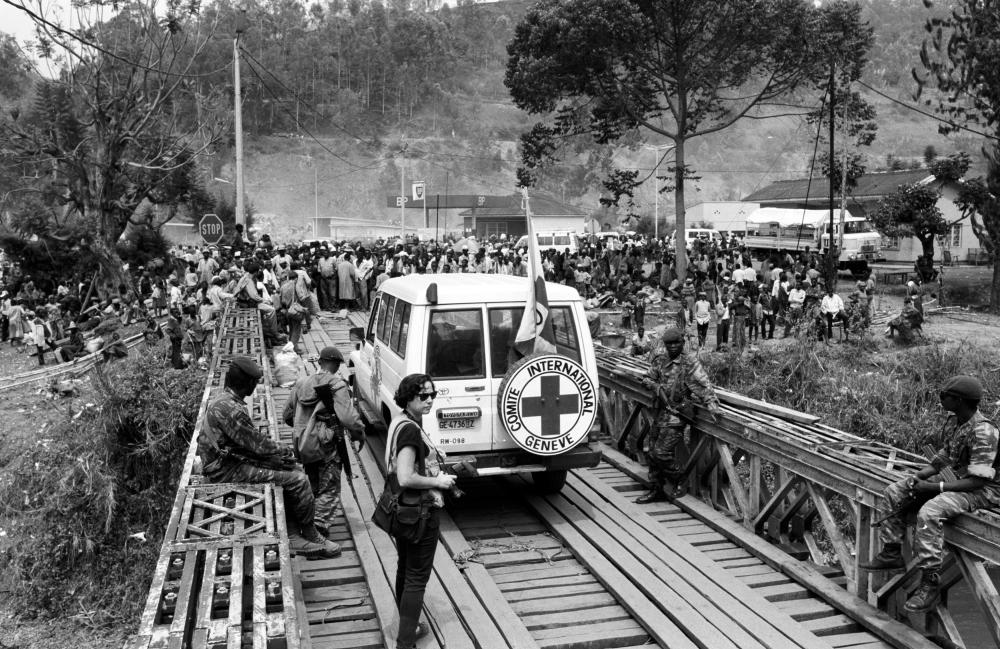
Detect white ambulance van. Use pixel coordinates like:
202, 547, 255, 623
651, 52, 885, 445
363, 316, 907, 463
349, 274, 602, 492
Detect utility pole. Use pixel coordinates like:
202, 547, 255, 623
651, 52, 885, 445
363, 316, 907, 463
644, 144, 674, 240
399, 147, 406, 241
314, 165, 319, 238
827, 63, 837, 285
654, 147, 659, 241
234, 11, 247, 229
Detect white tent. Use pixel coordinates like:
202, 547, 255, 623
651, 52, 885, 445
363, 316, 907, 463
746, 207, 864, 229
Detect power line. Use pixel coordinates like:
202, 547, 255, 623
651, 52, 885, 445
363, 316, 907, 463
420, 156, 519, 196
238, 45, 380, 148
240, 54, 381, 173
247, 165, 378, 189
857, 79, 999, 142
2, 0, 232, 78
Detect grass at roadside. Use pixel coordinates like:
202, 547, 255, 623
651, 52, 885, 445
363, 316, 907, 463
0, 354, 203, 638
702, 335, 1000, 454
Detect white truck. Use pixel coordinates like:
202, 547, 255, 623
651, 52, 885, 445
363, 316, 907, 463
348, 274, 602, 493
743, 207, 883, 276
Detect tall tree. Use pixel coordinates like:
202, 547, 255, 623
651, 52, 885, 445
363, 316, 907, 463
0, 0, 224, 286
868, 153, 969, 265
956, 150, 1000, 310
505, 0, 873, 279
916, 0, 1000, 311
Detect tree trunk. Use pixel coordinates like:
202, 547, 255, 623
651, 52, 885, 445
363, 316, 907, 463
920, 235, 935, 263
674, 137, 687, 282
985, 259, 1000, 313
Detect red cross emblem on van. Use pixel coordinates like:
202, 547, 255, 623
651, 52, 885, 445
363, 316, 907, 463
497, 354, 597, 456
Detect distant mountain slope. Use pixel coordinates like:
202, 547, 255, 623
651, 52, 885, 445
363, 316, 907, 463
216, 0, 988, 237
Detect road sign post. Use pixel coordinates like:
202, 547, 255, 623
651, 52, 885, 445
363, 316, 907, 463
199, 213, 225, 245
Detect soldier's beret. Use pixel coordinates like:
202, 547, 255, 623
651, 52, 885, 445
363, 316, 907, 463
662, 328, 684, 343
227, 357, 263, 382
941, 375, 984, 401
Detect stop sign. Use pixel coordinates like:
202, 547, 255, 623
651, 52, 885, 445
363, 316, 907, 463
199, 213, 224, 245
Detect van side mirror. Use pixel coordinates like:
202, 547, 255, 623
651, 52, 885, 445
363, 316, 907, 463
349, 327, 365, 343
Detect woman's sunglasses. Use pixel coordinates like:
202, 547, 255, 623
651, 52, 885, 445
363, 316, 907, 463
418, 391, 438, 401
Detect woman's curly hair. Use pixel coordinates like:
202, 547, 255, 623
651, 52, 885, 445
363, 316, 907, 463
394, 373, 434, 408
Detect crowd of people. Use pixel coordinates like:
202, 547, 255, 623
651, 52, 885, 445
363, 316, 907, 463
0, 229, 930, 373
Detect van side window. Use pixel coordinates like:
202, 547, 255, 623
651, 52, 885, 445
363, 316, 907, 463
389, 300, 411, 357
426, 309, 485, 379
487, 306, 580, 376
550, 307, 580, 357
366, 295, 381, 343
377, 295, 395, 343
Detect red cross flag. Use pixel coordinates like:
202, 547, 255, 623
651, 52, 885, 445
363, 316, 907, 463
514, 188, 557, 356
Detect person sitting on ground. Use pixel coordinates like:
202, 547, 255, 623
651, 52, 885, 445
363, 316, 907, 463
56, 322, 86, 363
200, 357, 341, 558
887, 296, 923, 343
99, 331, 129, 362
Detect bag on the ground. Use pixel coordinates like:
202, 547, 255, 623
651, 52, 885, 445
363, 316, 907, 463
371, 418, 430, 543
273, 343, 299, 387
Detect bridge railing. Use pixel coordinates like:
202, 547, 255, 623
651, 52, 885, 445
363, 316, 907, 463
125, 306, 302, 649
595, 345, 1000, 648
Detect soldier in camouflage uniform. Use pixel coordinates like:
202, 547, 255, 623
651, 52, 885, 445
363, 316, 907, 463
200, 356, 341, 558
283, 347, 366, 539
863, 375, 1000, 612
637, 327, 722, 503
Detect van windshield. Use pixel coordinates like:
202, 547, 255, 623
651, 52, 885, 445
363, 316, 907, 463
843, 221, 873, 234
487, 306, 581, 376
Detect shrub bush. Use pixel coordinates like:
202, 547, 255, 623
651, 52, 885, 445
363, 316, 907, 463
701, 339, 1000, 451
0, 358, 204, 627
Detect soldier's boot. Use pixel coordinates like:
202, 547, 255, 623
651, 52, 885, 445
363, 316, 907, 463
904, 570, 940, 613
860, 543, 905, 571
314, 524, 340, 543
299, 524, 342, 558
635, 485, 667, 504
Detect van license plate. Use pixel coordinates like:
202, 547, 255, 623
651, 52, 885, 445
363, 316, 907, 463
440, 418, 474, 430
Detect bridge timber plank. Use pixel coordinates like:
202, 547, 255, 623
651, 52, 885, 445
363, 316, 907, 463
534, 619, 650, 649
522, 605, 633, 630
567, 471, 829, 649
526, 494, 710, 649
435, 514, 540, 649
598, 444, 941, 649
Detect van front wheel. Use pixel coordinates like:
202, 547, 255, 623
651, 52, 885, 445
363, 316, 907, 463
531, 470, 567, 494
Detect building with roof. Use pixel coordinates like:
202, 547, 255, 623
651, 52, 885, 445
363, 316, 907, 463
743, 169, 981, 264
457, 194, 588, 240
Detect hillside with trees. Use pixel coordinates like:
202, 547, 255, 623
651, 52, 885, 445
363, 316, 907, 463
0, 0, 990, 241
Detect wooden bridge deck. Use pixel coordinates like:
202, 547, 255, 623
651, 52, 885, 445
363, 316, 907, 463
129, 307, 994, 649
268, 314, 936, 649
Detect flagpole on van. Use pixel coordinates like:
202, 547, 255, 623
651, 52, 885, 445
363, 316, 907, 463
515, 187, 557, 355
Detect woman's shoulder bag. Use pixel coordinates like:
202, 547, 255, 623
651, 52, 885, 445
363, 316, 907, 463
371, 416, 431, 543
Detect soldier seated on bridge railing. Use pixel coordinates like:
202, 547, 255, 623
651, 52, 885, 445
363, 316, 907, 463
863, 375, 1000, 613
199, 356, 341, 558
